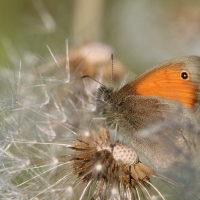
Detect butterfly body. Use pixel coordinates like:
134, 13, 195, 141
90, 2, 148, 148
96, 56, 200, 171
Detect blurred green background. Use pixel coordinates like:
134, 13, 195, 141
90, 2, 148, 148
0, 1, 199, 199
0, 0, 200, 73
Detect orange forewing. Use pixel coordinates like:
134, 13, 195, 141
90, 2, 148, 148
131, 63, 198, 108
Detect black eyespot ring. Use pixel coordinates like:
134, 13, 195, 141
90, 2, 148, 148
181, 71, 189, 80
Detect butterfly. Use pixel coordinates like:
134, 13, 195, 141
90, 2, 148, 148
96, 56, 200, 171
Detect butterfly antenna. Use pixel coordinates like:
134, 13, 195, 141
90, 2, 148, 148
81, 75, 105, 87
111, 54, 114, 87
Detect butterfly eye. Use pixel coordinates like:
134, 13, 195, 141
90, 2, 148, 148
181, 70, 189, 80
104, 93, 111, 101
118, 101, 124, 107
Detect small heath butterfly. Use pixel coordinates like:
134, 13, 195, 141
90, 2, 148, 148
96, 56, 200, 171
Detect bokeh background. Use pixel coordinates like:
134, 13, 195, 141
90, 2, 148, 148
0, 1, 200, 199
0, 0, 200, 73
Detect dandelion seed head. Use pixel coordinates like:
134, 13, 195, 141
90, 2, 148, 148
69, 42, 127, 82
113, 144, 139, 165
69, 126, 159, 199
77, 42, 113, 63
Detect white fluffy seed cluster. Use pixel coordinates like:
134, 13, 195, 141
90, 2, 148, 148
112, 144, 139, 165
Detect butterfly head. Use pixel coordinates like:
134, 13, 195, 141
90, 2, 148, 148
96, 85, 114, 107
96, 85, 121, 128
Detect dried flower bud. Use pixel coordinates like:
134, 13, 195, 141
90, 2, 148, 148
69, 126, 158, 199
